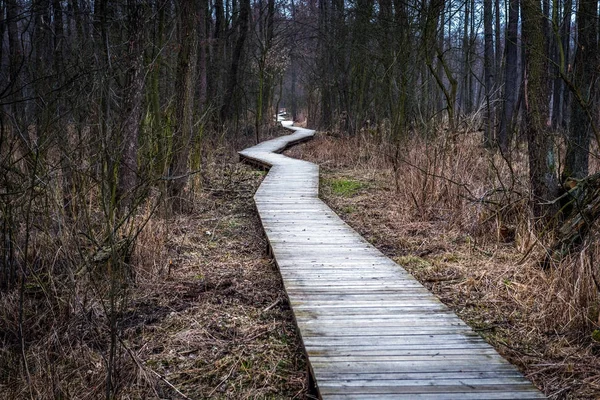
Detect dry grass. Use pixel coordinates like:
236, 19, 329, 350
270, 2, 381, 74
0, 124, 307, 399
121, 163, 307, 399
286, 128, 600, 399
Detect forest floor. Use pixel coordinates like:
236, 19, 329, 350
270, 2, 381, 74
6, 125, 599, 399
121, 131, 308, 398
0, 127, 310, 399
285, 133, 600, 400
125, 166, 306, 398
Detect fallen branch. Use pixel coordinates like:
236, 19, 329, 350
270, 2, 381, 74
262, 297, 281, 312
148, 368, 193, 400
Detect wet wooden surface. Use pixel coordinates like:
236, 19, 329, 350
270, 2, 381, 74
239, 122, 545, 399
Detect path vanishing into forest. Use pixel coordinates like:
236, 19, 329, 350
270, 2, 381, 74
239, 121, 545, 399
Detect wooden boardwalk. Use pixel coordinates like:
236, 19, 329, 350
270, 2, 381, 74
239, 122, 545, 399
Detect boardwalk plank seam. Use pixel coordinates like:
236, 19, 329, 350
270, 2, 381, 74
239, 122, 545, 399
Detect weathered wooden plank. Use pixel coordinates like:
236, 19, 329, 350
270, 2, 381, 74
298, 317, 468, 326
318, 378, 536, 387
315, 371, 527, 380
306, 347, 500, 356
310, 361, 518, 373
239, 125, 544, 398
321, 393, 545, 399
318, 383, 542, 394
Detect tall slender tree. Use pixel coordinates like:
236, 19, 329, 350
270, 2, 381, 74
564, 0, 598, 179
221, 0, 250, 122
521, 0, 559, 218
498, 0, 519, 152
169, 0, 199, 212
483, 0, 495, 146
117, 0, 146, 212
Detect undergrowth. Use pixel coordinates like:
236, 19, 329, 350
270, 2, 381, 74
286, 123, 600, 399
0, 125, 306, 398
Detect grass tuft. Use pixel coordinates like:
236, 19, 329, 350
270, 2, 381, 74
327, 177, 365, 197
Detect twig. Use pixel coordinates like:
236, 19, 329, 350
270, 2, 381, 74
473, 325, 498, 332
424, 277, 460, 283
208, 362, 236, 397
244, 327, 275, 342
262, 297, 281, 312
119, 336, 192, 400
149, 368, 193, 400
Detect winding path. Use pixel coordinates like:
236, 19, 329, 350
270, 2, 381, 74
239, 122, 545, 399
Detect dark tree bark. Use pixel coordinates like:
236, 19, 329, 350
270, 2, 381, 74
494, 0, 501, 73
220, 0, 250, 122
423, 0, 457, 130
317, 0, 332, 129
53, 0, 64, 76
564, 0, 598, 179
382, 0, 411, 140
498, 0, 519, 152
6, 0, 23, 120
460, 0, 471, 114
561, 0, 572, 121
289, 0, 298, 121
521, 0, 560, 218
148, 0, 165, 123
0, 1, 5, 72
559, 0, 572, 126
169, 0, 198, 212
210, 0, 225, 104
198, 0, 208, 110
117, 0, 146, 212
483, 0, 494, 146
254, 0, 276, 142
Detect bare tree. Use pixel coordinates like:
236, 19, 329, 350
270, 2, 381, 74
564, 0, 598, 179
483, 0, 495, 147
168, 0, 199, 213
521, 0, 559, 218
498, 0, 519, 152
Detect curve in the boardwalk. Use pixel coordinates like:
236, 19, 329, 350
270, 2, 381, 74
239, 121, 545, 399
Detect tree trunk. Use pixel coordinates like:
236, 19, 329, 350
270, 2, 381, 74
494, 0, 502, 74
198, 0, 208, 110
564, 0, 598, 179
220, 0, 250, 122
7, 0, 23, 121
317, 0, 332, 129
169, 0, 198, 213
521, 0, 559, 218
117, 0, 146, 213
0, 1, 5, 73
211, 0, 225, 104
483, 0, 494, 147
460, 0, 471, 114
498, 0, 519, 152
550, 0, 563, 129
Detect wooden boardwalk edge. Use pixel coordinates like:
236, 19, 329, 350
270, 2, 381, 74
239, 122, 545, 399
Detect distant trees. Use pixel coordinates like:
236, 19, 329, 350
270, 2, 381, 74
498, 0, 519, 153
117, 0, 146, 213
1, 0, 600, 395
565, 0, 598, 180
0, 0, 297, 396
0, 0, 598, 277
279, 0, 599, 220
